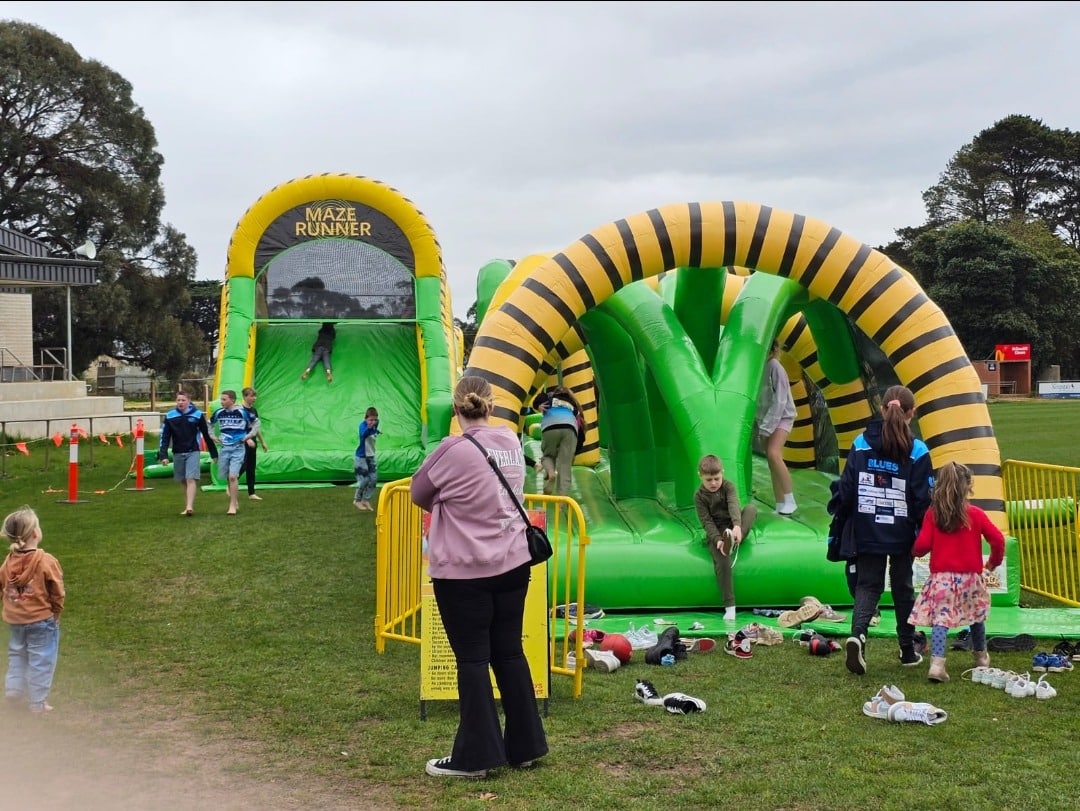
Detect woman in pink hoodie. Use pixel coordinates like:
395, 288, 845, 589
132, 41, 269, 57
410, 376, 548, 779
1, 505, 65, 714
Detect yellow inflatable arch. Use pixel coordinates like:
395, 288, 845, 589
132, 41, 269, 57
467, 201, 1005, 527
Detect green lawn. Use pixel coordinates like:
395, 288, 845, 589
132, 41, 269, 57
988, 398, 1080, 468
0, 399, 1077, 809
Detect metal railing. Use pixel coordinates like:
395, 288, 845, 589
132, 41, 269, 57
1002, 460, 1080, 606
0, 347, 73, 382
374, 478, 592, 698
0, 414, 158, 477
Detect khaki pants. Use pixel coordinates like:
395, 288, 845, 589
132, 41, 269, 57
706, 504, 758, 606
539, 426, 578, 496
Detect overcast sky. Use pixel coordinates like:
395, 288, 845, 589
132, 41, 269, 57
5, 2, 1080, 317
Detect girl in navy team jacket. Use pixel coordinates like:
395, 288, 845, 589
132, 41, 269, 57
834, 384, 933, 676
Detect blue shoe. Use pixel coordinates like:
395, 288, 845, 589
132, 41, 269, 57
1047, 653, 1073, 673
1032, 652, 1053, 672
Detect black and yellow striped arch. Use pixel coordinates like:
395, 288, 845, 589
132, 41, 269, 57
467, 201, 1005, 526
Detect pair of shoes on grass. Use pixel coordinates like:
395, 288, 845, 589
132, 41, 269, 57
634, 680, 706, 714
778, 598, 822, 628
724, 632, 753, 659
862, 685, 947, 724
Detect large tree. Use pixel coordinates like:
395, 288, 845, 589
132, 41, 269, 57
185, 279, 223, 371
907, 220, 1080, 377
922, 115, 1072, 237
0, 20, 206, 378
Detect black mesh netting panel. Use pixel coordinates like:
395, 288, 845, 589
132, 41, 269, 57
259, 240, 416, 320
807, 319, 904, 475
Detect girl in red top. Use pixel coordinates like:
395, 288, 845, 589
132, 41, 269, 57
908, 462, 1005, 683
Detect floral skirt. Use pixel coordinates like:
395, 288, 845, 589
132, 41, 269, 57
909, 572, 990, 628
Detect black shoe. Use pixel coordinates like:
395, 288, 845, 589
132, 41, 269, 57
951, 629, 973, 651
645, 626, 680, 665
899, 647, 923, 666
987, 634, 1036, 652
845, 634, 866, 675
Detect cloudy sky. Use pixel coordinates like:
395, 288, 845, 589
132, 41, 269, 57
5, 2, 1079, 316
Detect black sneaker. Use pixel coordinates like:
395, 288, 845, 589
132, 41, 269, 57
645, 626, 681, 665
899, 647, 923, 666
662, 692, 706, 714
987, 634, 1036, 652
425, 757, 486, 779
634, 679, 664, 706
845, 634, 866, 675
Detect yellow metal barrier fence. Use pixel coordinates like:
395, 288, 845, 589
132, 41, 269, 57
374, 477, 593, 698
1002, 460, 1080, 606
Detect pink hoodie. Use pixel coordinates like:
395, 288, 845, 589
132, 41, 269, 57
410, 424, 530, 580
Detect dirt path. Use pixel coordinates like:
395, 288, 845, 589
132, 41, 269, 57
1, 702, 393, 811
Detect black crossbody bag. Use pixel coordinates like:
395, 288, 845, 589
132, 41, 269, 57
463, 434, 553, 565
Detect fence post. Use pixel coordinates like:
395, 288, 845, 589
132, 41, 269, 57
126, 418, 154, 491
58, 422, 87, 504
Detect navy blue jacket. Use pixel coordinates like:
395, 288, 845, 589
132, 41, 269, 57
158, 404, 218, 461
832, 417, 933, 556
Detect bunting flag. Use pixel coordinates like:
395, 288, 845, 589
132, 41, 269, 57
76, 427, 89, 439
52, 433, 64, 447
115, 435, 124, 448
98, 433, 110, 444
15, 442, 29, 456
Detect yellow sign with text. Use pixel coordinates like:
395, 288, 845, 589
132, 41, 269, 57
419, 511, 550, 702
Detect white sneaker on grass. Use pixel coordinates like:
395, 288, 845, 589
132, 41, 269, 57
1035, 675, 1057, 699
634, 679, 664, 706
584, 649, 621, 672
886, 701, 948, 725
425, 757, 486, 779
625, 626, 659, 650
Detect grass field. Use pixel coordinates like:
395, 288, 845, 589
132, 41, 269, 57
0, 399, 1078, 809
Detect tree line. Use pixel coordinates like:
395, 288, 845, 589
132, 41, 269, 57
2, 21, 1079, 381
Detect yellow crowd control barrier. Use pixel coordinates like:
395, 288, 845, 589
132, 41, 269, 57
1002, 460, 1080, 606
374, 478, 593, 698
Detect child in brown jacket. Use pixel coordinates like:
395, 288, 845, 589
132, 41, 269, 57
1, 505, 65, 713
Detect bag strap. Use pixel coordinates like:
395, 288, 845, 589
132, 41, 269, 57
462, 433, 530, 525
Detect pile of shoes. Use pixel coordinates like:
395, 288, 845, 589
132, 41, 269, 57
737, 622, 784, 646
793, 629, 842, 656
645, 626, 688, 665
862, 684, 948, 724
634, 679, 706, 714
724, 629, 753, 659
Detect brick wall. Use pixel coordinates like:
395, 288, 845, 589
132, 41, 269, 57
0, 293, 33, 364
